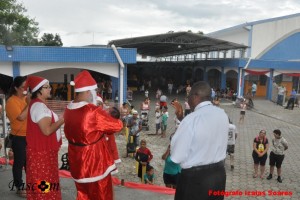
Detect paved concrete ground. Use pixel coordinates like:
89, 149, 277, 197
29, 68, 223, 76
1, 91, 300, 199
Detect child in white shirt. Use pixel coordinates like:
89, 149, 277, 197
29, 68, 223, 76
155, 107, 161, 134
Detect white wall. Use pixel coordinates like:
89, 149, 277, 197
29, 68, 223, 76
0, 62, 13, 76
208, 28, 249, 57
209, 28, 249, 46
20, 62, 119, 81
32, 68, 81, 82
252, 16, 300, 58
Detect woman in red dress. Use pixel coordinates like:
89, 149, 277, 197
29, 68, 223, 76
25, 76, 64, 200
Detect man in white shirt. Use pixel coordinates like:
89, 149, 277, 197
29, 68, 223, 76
251, 82, 257, 97
277, 84, 286, 106
171, 81, 229, 200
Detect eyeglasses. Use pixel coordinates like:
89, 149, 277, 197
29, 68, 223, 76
42, 85, 52, 90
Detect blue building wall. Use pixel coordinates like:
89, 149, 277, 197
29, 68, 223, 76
0, 46, 136, 64
260, 32, 300, 60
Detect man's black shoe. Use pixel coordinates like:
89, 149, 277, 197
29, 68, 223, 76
267, 174, 272, 180
277, 176, 282, 183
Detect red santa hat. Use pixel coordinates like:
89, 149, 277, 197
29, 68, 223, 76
24, 76, 49, 94
70, 70, 97, 92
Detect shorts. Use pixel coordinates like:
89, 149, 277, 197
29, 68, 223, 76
156, 123, 161, 131
252, 151, 267, 166
163, 173, 180, 186
160, 102, 167, 109
269, 151, 285, 168
161, 124, 167, 131
227, 145, 235, 154
240, 111, 245, 115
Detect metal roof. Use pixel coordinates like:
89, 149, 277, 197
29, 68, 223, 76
207, 13, 300, 36
108, 31, 247, 57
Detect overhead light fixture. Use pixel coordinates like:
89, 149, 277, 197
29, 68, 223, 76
5, 45, 13, 51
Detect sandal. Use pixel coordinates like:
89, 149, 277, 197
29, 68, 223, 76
16, 190, 26, 198
253, 174, 258, 178
260, 175, 264, 179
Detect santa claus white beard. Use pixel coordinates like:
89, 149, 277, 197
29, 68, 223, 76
88, 90, 97, 105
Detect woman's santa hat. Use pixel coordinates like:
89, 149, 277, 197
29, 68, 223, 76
70, 70, 97, 92
23, 76, 49, 94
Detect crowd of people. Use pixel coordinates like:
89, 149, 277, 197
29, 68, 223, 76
120, 81, 289, 200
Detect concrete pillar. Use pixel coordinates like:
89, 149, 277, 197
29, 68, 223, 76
204, 66, 208, 82
111, 76, 118, 102
221, 67, 226, 90
123, 65, 128, 102
267, 69, 274, 100
12, 62, 20, 78
237, 67, 245, 97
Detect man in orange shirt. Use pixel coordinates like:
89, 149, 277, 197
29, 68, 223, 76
6, 76, 29, 198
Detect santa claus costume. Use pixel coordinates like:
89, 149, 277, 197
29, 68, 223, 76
64, 70, 123, 200
26, 76, 63, 200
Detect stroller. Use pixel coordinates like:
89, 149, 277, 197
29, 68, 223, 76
140, 110, 149, 131
234, 96, 245, 108
234, 96, 254, 110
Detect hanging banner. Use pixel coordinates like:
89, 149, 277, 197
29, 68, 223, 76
284, 73, 300, 77
244, 69, 269, 75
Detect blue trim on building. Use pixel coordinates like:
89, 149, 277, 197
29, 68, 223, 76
260, 32, 300, 60
0, 46, 136, 64
239, 59, 300, 70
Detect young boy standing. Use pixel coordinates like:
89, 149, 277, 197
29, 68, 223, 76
161, 107, 168, 138
227, 120, 238, 170
239, 100, 247, 124
267, 129, 288, 183
135, 140, 153, 182
155, 107, 161, 134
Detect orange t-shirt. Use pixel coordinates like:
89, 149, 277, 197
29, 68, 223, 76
6, 95, 27, 136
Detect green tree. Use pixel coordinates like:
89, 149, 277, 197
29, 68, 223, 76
0, 0, 39, 45
39, 33, 63, 46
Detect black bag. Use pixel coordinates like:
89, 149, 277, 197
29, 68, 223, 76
4, 134, 13, 148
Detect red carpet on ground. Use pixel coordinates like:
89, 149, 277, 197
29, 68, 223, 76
0, 158, 175, 195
